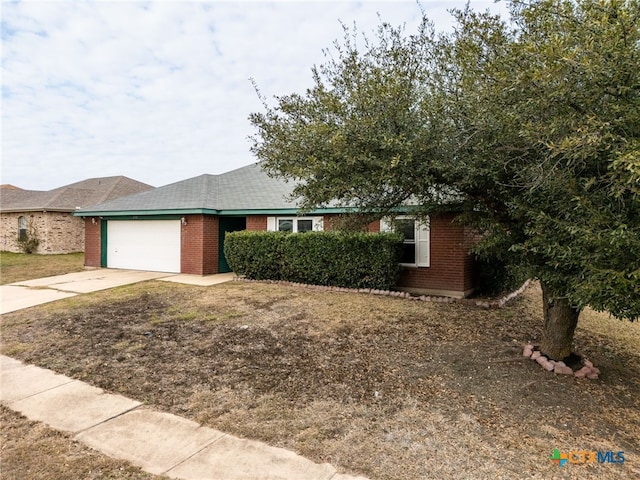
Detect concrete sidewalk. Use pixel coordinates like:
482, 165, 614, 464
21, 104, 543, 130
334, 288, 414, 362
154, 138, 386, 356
1, 355, 366, 480
0, 269, 236, 314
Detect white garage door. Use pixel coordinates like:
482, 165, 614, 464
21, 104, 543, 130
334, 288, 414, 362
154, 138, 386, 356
107, 220, 181, 273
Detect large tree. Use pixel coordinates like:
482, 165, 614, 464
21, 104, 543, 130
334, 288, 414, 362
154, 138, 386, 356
250, 0, 640, 361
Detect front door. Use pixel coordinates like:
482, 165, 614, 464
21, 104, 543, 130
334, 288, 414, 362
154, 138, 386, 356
218, 217, 246, 273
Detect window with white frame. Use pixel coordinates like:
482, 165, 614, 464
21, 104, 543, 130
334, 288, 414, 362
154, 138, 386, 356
381, 216, 430, 267
267, 216, 323, 233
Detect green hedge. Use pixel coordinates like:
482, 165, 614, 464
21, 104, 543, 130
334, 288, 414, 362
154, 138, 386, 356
224, 230, 403, 290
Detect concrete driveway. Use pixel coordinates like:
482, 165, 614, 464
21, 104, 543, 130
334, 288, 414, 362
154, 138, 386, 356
0, 270, 236, 315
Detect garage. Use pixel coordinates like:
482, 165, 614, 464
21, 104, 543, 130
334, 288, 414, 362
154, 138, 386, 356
106, 220, 181, 273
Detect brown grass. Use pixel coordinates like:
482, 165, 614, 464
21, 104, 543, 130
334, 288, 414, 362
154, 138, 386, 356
1, 280, 639, 479
0, 405, 163, 479
0, 252, 84, 285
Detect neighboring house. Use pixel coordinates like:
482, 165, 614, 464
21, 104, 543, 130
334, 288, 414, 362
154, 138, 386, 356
1, 177, 154, 254
75, 163, 476, 298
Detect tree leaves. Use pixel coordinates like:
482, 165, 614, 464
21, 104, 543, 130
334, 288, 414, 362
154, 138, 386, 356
249, 0, 640, 320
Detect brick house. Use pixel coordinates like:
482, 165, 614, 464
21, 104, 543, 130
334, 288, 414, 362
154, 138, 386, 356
75, 163, 476, 298
0, 177, 153, 254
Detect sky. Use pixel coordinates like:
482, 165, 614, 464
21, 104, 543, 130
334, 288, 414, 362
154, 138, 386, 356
1, 0, 510, 191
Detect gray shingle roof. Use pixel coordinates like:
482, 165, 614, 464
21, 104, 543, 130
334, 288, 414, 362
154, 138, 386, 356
75, 163, 302, 215
0, 176, 154, 213
0, 176, 153, 212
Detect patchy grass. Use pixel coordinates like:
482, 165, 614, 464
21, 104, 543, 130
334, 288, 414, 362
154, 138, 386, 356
0, 251, 84, 284
0, 406, 163, 479
1, 281, 639, 479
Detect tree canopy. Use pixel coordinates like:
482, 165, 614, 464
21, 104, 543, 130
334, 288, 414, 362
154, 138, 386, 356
250, 0, 640, 359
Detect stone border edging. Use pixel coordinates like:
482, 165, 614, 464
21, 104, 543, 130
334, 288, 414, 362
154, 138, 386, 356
234, 277, 531, 310
522, 344, 600, 379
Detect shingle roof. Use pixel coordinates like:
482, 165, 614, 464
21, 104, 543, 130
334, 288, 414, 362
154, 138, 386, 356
0, 176, 154, 213
75, 163, 302, 215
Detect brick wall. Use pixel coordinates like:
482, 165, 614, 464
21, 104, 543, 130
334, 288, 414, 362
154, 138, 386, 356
0, 211, 84, 254
84, 217, 102, 267
463, 227, 477, 292
246, 215, 267, 231
394, 213, 475, 298
180, 215, 219, 275
1, 212, 25, 252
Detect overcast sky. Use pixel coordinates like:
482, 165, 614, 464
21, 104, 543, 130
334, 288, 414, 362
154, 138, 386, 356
2, 1, 509, 191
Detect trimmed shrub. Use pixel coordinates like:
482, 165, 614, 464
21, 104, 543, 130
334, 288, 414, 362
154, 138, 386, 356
222, 231, 287, 280
224, 230, 403, 290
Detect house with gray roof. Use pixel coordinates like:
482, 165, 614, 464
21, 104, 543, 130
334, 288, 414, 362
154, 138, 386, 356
1, 176, 153, 254
75, 163, 476, 298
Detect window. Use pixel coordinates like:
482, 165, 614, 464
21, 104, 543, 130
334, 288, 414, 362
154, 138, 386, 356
395, 218, 416, 264
381, 216, 430, 267
18, 216, 27, 241
267, 217, 323, 233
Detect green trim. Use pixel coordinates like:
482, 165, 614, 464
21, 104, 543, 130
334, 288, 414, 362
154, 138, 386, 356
100, 219, 107, 267
99, 214, 183, 221
74, 209, 217, 217
75, 206, 418, 218
76, 207, 410, 217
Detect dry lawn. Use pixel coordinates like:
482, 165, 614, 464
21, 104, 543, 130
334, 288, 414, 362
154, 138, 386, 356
1, 279, 639, 479
0, 405, 162, 479
0, 252, 84, 285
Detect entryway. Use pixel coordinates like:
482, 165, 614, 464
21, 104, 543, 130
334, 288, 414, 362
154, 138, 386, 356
218, 217, 246, 273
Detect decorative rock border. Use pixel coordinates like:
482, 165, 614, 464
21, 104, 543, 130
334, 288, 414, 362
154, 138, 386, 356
234, 277, 531, 310
522, 344, 600, 379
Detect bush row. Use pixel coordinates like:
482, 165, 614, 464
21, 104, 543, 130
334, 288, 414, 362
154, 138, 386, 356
224, 230, 403, 290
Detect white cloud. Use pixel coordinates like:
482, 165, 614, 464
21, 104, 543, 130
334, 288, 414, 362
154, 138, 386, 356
1, 0, 509, 190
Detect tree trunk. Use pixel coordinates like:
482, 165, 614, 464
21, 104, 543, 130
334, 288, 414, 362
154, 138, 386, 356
539, 283, 581, 361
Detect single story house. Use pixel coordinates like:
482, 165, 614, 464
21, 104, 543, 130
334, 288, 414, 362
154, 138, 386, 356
75, 163, 476, 298
0, 177, 153, 254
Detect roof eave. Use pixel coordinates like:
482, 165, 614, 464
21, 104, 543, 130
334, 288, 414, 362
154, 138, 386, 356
73, 208, 219, 217
1, 208, 76, 213
73, 206, 422, 217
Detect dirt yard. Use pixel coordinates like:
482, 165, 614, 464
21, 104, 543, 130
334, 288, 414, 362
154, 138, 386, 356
1, 280, 638, 479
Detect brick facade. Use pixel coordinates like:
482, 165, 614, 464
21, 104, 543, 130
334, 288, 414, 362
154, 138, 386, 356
1, 211, 85, 254
83, 217, 102, 267
83, 212, 475, 297
393, 213, 475, 298
322, 213, 474, 297
180, 215, 219, 275
246, 215, 267, 231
